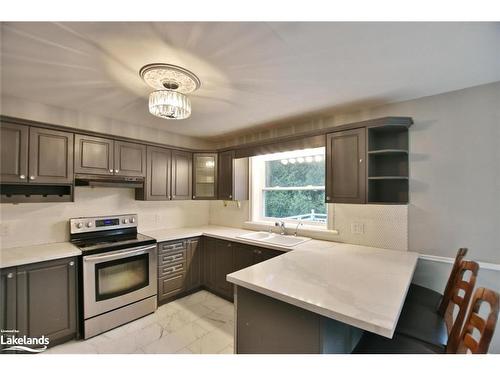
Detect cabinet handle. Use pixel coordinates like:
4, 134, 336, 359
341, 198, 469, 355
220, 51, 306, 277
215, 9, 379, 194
115, 169, 119, 173
193, 195, 196, 199
359, 159, 363, 163
168, 195, 172, 200
19, 174, 26, 180
229, 195, 232, 199
69, 261, 75, 266
29, 176, 35, 180
227, 243, 231, 247
7, 272, 14, 279
326, 196, 330, 201
109, 169, 113, 173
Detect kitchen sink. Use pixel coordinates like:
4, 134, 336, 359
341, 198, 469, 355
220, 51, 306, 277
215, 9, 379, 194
237, 231, 311, 247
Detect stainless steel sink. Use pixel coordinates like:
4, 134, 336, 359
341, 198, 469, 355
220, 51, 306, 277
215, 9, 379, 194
237, 231, 311, 247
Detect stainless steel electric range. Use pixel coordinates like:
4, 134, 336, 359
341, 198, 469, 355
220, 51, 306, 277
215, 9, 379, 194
70, 214, 157, 339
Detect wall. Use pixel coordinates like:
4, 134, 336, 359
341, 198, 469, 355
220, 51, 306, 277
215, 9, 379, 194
216, 81, 500, 264
0, 187, 210, 248
1, 95, 214, 150
209, 201, 409, 251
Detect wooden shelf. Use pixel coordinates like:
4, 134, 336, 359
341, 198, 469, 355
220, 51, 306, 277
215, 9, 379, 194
368, 149, 408, 155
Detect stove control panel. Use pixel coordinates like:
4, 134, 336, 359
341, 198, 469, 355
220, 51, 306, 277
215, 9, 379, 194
70, 214, 138, 234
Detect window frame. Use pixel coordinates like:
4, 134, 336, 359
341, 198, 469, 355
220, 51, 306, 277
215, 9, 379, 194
250, 147, 328, 228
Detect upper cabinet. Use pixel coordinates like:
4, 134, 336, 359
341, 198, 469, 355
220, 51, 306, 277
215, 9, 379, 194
171, 150, 192, 200
75, 134, 146, 177
326, 128, 366, 204
29, 127, 74, 184
193, 153, 218, 200
217, 150, 249, 201
0, 123, 29, 183
142, 146, 171, 201
0, 123, 73, 184
74, 134, 114, 175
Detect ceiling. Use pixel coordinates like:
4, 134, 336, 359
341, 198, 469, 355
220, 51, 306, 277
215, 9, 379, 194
1, 22, 500, 139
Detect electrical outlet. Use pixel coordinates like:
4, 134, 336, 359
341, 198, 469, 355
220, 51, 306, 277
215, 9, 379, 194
350, 222, 365, 234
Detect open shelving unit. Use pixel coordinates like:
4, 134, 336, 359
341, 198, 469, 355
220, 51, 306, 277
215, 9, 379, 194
367, 125, 409, 204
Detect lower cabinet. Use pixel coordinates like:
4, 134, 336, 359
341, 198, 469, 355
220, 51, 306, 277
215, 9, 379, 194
157, 237, 284, 304
0, 257, 77, 350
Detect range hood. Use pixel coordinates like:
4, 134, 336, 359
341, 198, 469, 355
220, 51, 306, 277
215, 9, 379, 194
74, 174, 144, 188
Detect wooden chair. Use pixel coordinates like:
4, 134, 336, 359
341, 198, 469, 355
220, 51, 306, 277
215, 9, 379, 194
353, 261, 480, 354
396, 248, 470, 348
456, 287, 499, 354
405, 247, 468, 311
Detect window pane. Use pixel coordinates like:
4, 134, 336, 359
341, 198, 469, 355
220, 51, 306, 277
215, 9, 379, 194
264, 190, 327, 223
265, 154, 325, 188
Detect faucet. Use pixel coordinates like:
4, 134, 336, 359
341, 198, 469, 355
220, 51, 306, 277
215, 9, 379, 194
294, 221, 303, 237
275, 221, 286, 235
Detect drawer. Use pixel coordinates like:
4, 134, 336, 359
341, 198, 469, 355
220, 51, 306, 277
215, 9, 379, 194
158, 261, 185, 278
158, 240, 186, 255
158, 273, 185, 301
158, 249, 186, 266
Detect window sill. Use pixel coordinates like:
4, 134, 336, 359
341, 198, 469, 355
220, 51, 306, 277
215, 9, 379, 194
243, 220, 339, 237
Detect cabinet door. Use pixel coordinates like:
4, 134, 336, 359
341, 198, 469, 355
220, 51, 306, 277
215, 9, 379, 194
217, 150, 234, 200
193, 153, 217, 200
171, 150, 192, 200
254, 247, 283, 264
28, 127, 74, 184
326, 128, 366, 204
114, 141, 147, 177
233, 244, 255, 272
145, 146, 171, 200
158, 274, 185, 302
16, 257, 77, 344
74, 134, 114, 175
0, 268, 17, 349
186, 238, 202, 291
0, 123, 29, 183
203, 237, 217, 290
215, 240, 234, 299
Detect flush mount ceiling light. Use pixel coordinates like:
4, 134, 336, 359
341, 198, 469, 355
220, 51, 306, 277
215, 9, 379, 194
139, 63, 201, 120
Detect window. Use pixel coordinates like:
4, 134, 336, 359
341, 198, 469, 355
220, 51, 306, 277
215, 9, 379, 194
251, 147, 327, 226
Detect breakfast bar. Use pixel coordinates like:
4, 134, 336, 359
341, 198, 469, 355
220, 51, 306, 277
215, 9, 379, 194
227, 243, 419, 353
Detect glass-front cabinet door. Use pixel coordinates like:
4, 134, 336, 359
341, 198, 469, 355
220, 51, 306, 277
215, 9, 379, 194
193, 153, 217, 199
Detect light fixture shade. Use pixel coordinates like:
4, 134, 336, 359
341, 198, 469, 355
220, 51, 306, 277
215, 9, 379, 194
149, 90, 191, 120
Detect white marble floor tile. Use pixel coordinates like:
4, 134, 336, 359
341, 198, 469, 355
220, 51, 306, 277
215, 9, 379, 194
44, 291, 234, 355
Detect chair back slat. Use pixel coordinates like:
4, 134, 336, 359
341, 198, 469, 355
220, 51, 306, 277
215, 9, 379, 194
438, 248, 468, 315
456, 287, 500, 354
444, 260, 479, 353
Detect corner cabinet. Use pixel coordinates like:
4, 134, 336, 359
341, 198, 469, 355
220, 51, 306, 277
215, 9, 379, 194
0, 257, 77, 349
326, 128, 366, 204
217, 150, 249, 201
193, 153, 217, 200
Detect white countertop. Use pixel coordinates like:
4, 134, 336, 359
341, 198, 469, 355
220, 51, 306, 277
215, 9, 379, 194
0, 242, 82, 268
1, 224, 418, 339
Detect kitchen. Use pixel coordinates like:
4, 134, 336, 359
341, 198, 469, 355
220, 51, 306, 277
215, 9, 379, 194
0, 7, 500, 375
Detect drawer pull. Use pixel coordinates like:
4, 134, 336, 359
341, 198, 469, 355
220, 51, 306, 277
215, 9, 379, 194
164, 254, 183, 262
163, 264, 183, 275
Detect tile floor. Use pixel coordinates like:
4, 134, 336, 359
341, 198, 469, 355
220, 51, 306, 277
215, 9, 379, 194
44, 290, 234, 354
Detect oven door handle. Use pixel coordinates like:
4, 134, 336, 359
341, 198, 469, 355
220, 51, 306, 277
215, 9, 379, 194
83, 244, 156, 263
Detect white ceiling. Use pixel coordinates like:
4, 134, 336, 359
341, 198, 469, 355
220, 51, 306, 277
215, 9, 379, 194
1, 22, 500, 138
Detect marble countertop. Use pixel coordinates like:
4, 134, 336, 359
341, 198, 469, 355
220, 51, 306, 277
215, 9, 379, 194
0, 242, 82, 268
227, 242, 418, 338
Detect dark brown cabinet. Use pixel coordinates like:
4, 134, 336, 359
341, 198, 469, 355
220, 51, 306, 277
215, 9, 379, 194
193, 153, 217, 200
171, 150, 192, 200
15, 257, 77, 346
203, 237, 217, 290
217, 150, 249, 201
0, 123, 29, 183
157, 240, 187, 303
114, 141, 147, 177
186, 238, 202, 291
29, 127, 74, 184
326, 128, 366, 204
0, 268, 17, 349
143, 146, 171, 200
233, 244, 255, 271
214, 240, 235, 299
74, 134, 114, 175
75, 134, 146, 177
0, 124, 73, 184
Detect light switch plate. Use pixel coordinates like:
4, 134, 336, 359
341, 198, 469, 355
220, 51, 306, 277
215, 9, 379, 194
350, 222, 365, 234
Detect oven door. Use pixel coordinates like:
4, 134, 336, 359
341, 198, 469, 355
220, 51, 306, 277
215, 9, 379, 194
83, 244, 157, 319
